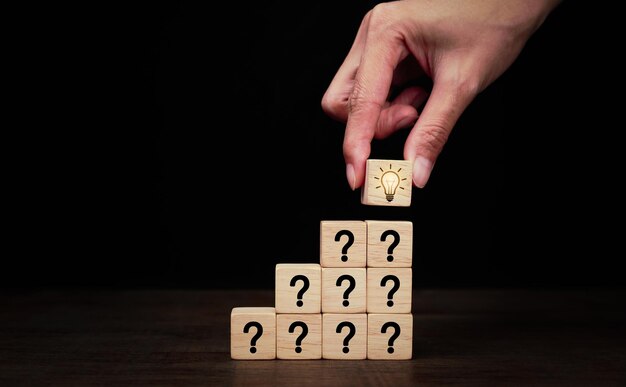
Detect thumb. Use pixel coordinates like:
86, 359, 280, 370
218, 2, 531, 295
404, 75, 478, 188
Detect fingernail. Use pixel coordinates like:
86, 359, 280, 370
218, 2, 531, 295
412, 157, 433, 188
346, 163, 356, 191
397, 116, 417, 129
411, 90, 429, 107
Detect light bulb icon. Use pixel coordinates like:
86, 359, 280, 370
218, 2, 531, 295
374, 163, 407, 202
381, 171, 400, 202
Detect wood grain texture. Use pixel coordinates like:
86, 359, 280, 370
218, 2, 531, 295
321, 268, 367, 313
367, 268, 412, 313
320, 221, 367, 268
322, 313, 367, 360
275, 263, 321, 314
368, 313, 413, 360
2, 289, 626, 386
366, 220, 413, 267
276, 314, 322, 360
231, 307, 276, 360
361, 159, 412, 207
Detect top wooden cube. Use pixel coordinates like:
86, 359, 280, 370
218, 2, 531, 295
361, 159, 412, 207
320, 221, 367, 267
366, 220, 412, 267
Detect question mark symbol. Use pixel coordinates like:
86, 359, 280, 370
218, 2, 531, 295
288, 321, 309, 353
380, 230, 400, 262
336, 321, 356, 354
243, 321, 263, 354
290, 275, 310, 307
336, 274, 356, 307
381, 321, 401, 354
380, 275, 400, 307
335, 230, 355, 262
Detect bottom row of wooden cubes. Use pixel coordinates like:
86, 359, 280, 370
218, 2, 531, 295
231, 307, 412, 360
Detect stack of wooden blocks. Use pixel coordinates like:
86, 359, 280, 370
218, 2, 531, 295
231, 219, 413, 360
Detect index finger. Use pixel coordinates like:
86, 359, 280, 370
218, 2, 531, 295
343, 29, 409, 189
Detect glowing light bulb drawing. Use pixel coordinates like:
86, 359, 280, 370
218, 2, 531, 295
374, 164, 407, 202
380, 171, 400, 202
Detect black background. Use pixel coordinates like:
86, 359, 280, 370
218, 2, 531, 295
6, 1, 624, 290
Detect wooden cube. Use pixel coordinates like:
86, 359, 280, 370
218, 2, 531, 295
231, 307, 276, 360
367, 313, 413, 360
361, 159, 412, 207
322, 313, 367, 360
321, 268, 366, 313
320, 221, 366, 267
275, 264, 321, 314
276, 314, 322, 359
367, 268, 412, 313
366, 220, 413, 267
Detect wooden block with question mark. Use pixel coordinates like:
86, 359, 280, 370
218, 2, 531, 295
322, 313, 367, 359
361, 159, 413, 207
367, 268, 412, 313
275, 263, 321, 314
231, 307, 276, 360
366, 220, 413, 267
276, 314, 322, 359
367, 313, 413, 360
321, 268, 366, 313
320, 221, 366, 267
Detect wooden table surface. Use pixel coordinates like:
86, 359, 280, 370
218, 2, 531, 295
1, 288, 625, 386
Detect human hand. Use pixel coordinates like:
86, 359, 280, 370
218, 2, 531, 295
322, 0, 560, 189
